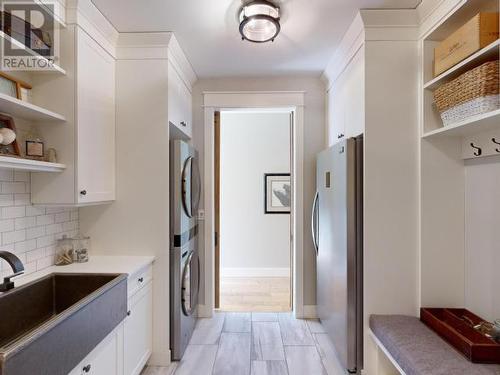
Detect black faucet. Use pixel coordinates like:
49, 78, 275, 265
0, 251, 24, 292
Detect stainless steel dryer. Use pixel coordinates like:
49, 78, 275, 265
170, 140, 201, 361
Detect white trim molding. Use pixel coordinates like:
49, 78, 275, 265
202, 91, 305, 319
116, 33, 197, 90
221, 268, 291, 278
303, 305, 318, 319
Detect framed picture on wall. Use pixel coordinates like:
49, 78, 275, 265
264, 173, 291, 214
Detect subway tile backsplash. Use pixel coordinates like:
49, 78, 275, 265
0, 170, 79, 278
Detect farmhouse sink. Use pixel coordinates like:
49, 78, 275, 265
0, 273, 127, 375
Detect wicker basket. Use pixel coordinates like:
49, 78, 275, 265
434, 60, 499, 126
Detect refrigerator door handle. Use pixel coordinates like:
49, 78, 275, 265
311, 191, 319, 255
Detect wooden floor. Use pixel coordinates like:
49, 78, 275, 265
219, 277, 291, 312
142, 312, 345, 375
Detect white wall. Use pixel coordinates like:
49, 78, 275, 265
192, 76, 326, 306
0, 170, 79, 278
220, 111, 290, 276
465, 155, 500, 322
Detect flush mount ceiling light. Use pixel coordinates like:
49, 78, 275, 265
239, 1, 281, 43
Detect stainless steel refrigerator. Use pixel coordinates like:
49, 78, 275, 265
311, 136, 363, 374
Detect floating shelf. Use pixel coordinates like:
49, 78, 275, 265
424, 40, 499, 90
0, 93, 66, 122
0, 156, 66, 172
0, 31, 66, 75
422, 109, 500, 138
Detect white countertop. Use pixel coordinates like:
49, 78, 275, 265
12, 255, 155, 288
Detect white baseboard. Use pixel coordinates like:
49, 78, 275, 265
221, 267, 291, 278
303, 305, 318, 319
197, 304, 213, 318
148, 348, 171, 367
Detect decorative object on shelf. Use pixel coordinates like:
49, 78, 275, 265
72, 235, 90, 263
0, 73, 18, 98
0, 72, 32, 100
0, 114, 20, 156
264, 173, 291, 214
434, 60, 499, 126
492, 320, 500, 343
239, 0, 280, 43
434, 12, 499, 77
47, 147, 57, 163
421, 307, 500, 363
55, 235, 74, 266
24, 128, 45, 159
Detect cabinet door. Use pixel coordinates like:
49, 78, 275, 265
168, 62, 192, 138
327, 85, 346, 145
76, 27, 116, 203
71, 332, 119, 375
88, 333, 119, 375
124, 282, 153, 375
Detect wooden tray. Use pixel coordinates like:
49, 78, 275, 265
421, 308, 500, 364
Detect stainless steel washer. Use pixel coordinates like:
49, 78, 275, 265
170, 140, 201, 361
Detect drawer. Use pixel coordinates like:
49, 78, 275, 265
128, 264, 153, 298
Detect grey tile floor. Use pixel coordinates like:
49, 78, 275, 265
142, 312, 345, 375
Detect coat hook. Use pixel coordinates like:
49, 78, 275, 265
470, 143, 482, 156
492, 138, 500, 153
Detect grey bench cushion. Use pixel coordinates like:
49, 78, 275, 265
370, 315, 500, 375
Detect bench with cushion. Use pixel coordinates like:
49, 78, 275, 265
369, 315, 500, 375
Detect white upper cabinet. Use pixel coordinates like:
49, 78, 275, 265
327, 47, 365, 145
168, 61, 193, 139
76, 28, 116, 203
31, 24, 116, 206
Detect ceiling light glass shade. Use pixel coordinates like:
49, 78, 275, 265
239, 1, 280, 43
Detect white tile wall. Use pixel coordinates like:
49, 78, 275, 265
0, 170, 79, 278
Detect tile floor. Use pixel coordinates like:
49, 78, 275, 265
220, 277, 291, 312
142, 312, 345, 375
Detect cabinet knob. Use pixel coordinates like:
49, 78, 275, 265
127, 310, 131, 316
180, 121, 187, 127
80, 190, 87, 196
138, 277, 144, 283
83, 364, 91, 373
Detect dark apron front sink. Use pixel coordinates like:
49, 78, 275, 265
0, 273, 127, 375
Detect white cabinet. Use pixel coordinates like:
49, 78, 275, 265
67, 263, 154, 375
69, 329, 121, 375
76, 28, 116, 203
168, 61, 192, 139
31, 25, 116, 205
124, 281, 153, 375
327, 47, 365, 145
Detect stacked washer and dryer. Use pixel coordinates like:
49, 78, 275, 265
170, 140, 201, 361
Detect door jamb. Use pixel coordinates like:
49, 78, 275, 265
200, 91, 305, 318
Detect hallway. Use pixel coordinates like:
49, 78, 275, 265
143, 312, 344, 375
219, 277, 291, 312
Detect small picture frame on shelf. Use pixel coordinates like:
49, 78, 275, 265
0, 114, 20, 156
26, 140, 44, 158
0, 73, 18, 98
0, 72, 32, 101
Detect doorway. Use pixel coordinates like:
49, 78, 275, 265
214, 109, 293, 312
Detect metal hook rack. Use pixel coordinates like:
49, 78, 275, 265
462, 130, 500, 160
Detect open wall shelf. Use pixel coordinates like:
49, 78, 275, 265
0, 156, 66, 172
0, 31, 66, 75
422, 109, 500, 138
0, 92, 66, 122
424, 40, 499, 90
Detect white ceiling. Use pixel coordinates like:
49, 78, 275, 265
92, 0, 421, 78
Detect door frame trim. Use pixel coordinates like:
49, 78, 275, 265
200, 91, 306, 318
